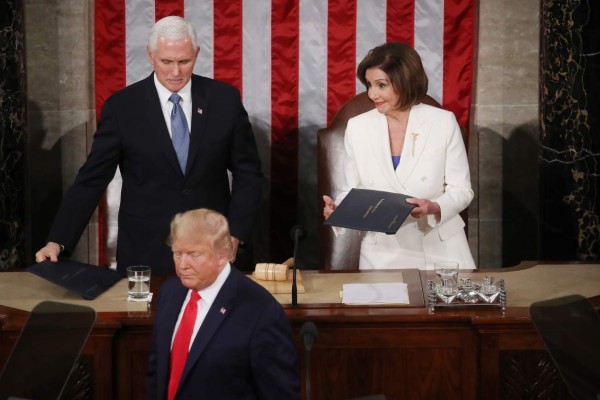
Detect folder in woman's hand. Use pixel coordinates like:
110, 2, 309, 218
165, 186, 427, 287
324, 188, 416, 234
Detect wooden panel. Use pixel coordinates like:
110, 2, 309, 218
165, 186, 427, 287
115, 324, 153, 400
499, 350, 572, 400
81, 333, 117, 400
1, 265, 598, 399
294, 323, 477, 400
478, 325, 573, 400
62, 357, 94, 399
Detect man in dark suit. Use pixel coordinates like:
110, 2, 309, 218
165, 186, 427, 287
147, 208, 300, 400
34, 16, 263, 274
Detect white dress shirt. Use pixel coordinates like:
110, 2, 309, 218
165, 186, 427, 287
153, 73, 192, 138
171, 263, 232, 350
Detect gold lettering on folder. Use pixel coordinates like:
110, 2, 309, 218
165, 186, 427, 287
363, 198, 385, 219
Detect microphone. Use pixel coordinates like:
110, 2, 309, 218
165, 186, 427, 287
300, 321, 318, 400
300, 321, 318, 351
290, 225, 305, 307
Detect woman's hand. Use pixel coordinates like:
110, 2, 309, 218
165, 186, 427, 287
322, 195, 336, 220
406, 198, 441, 221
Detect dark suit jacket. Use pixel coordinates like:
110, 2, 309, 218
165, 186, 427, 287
147, 268, 300, 400
47, 74, 264, 274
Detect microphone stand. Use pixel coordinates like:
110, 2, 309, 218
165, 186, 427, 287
300, 321, 318, 400
290, 226, 304, 307
305, 345, 312, 400
292, 236, 299, 306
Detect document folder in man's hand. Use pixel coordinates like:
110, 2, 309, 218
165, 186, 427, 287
28, 259, 123, 300
324, 188, 416, 234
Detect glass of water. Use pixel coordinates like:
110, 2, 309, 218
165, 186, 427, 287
127, 265, 151, 299
434, 261, 459, 303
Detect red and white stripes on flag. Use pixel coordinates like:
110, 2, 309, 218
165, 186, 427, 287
94, 0, 475, 266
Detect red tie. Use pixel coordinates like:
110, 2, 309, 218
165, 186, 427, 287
168, 291, 200, 400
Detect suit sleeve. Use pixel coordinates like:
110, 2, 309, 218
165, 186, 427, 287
47, 100, 122, 253
430, 111, 473, 227
250, 300, 300, 399
146, 282, 166, 400
146, 327, 159, 400
328, 118, 361, 237
339, 117, 361, 203
146, 279, 180, 400
226, 96, 264, 242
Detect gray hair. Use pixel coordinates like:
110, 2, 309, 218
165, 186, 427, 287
148, 16, 198, 52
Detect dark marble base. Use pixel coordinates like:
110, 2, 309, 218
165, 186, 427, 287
0, 0, 26, 269
540, 0, 600, 260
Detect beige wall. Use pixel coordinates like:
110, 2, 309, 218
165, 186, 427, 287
471, 0, 540, 267
25, 0, 97, 262
24, 0, 541, 268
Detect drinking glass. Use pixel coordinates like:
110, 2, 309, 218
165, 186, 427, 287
127, 265, 151, 299
434, 261, 459, 303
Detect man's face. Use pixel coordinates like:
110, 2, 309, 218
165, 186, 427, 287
172, 239, 228, 291
147, 36, 199, 93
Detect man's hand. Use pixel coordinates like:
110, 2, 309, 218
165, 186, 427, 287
35, 242, 63, 263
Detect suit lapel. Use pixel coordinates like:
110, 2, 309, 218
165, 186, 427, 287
396, 104, 432, 186
185, 75, 210, 177
143, 74, 185, 176
180, 268, 238, 382
367, 111, 409, 193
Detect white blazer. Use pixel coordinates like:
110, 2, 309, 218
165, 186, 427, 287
335, 104, 475, 270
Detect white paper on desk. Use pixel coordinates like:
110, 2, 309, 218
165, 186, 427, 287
342, 282, 409, 304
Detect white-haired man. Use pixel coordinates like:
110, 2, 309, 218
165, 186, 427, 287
36, 16, 263, 274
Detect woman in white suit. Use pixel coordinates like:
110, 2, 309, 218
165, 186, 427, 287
323, 42, 475, 270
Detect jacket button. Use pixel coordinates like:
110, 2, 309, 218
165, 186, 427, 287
182, 189, 189, 195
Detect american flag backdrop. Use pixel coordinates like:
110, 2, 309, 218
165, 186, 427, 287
94, 0, 475, 268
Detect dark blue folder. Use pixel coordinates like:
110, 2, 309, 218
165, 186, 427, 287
28, 259, 123, 300
324, 188, 416, 234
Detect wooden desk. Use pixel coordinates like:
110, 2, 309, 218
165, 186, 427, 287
1, 263, 599, 399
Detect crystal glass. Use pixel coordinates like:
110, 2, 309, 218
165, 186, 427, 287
459, 277, 479, 303
478, 276, 500, 303
436, 277, 458, 303
435, 261, 458, 288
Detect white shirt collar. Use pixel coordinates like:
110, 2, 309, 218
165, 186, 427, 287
196, 262, 231, 307
153, 73, 192, 107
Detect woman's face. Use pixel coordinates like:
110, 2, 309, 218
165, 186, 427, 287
365, 67, 401, 114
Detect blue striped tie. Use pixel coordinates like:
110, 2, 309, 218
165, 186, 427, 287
169, 93, 189, 173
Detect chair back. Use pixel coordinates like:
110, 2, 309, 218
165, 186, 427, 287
529, 294, 600, 400
0, 301, 96, 400
317, 92, 442, 270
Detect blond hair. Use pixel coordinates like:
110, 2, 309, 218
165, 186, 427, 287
168, 209, 233, 258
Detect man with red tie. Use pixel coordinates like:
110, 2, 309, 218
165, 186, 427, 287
147, 208, 300, 399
